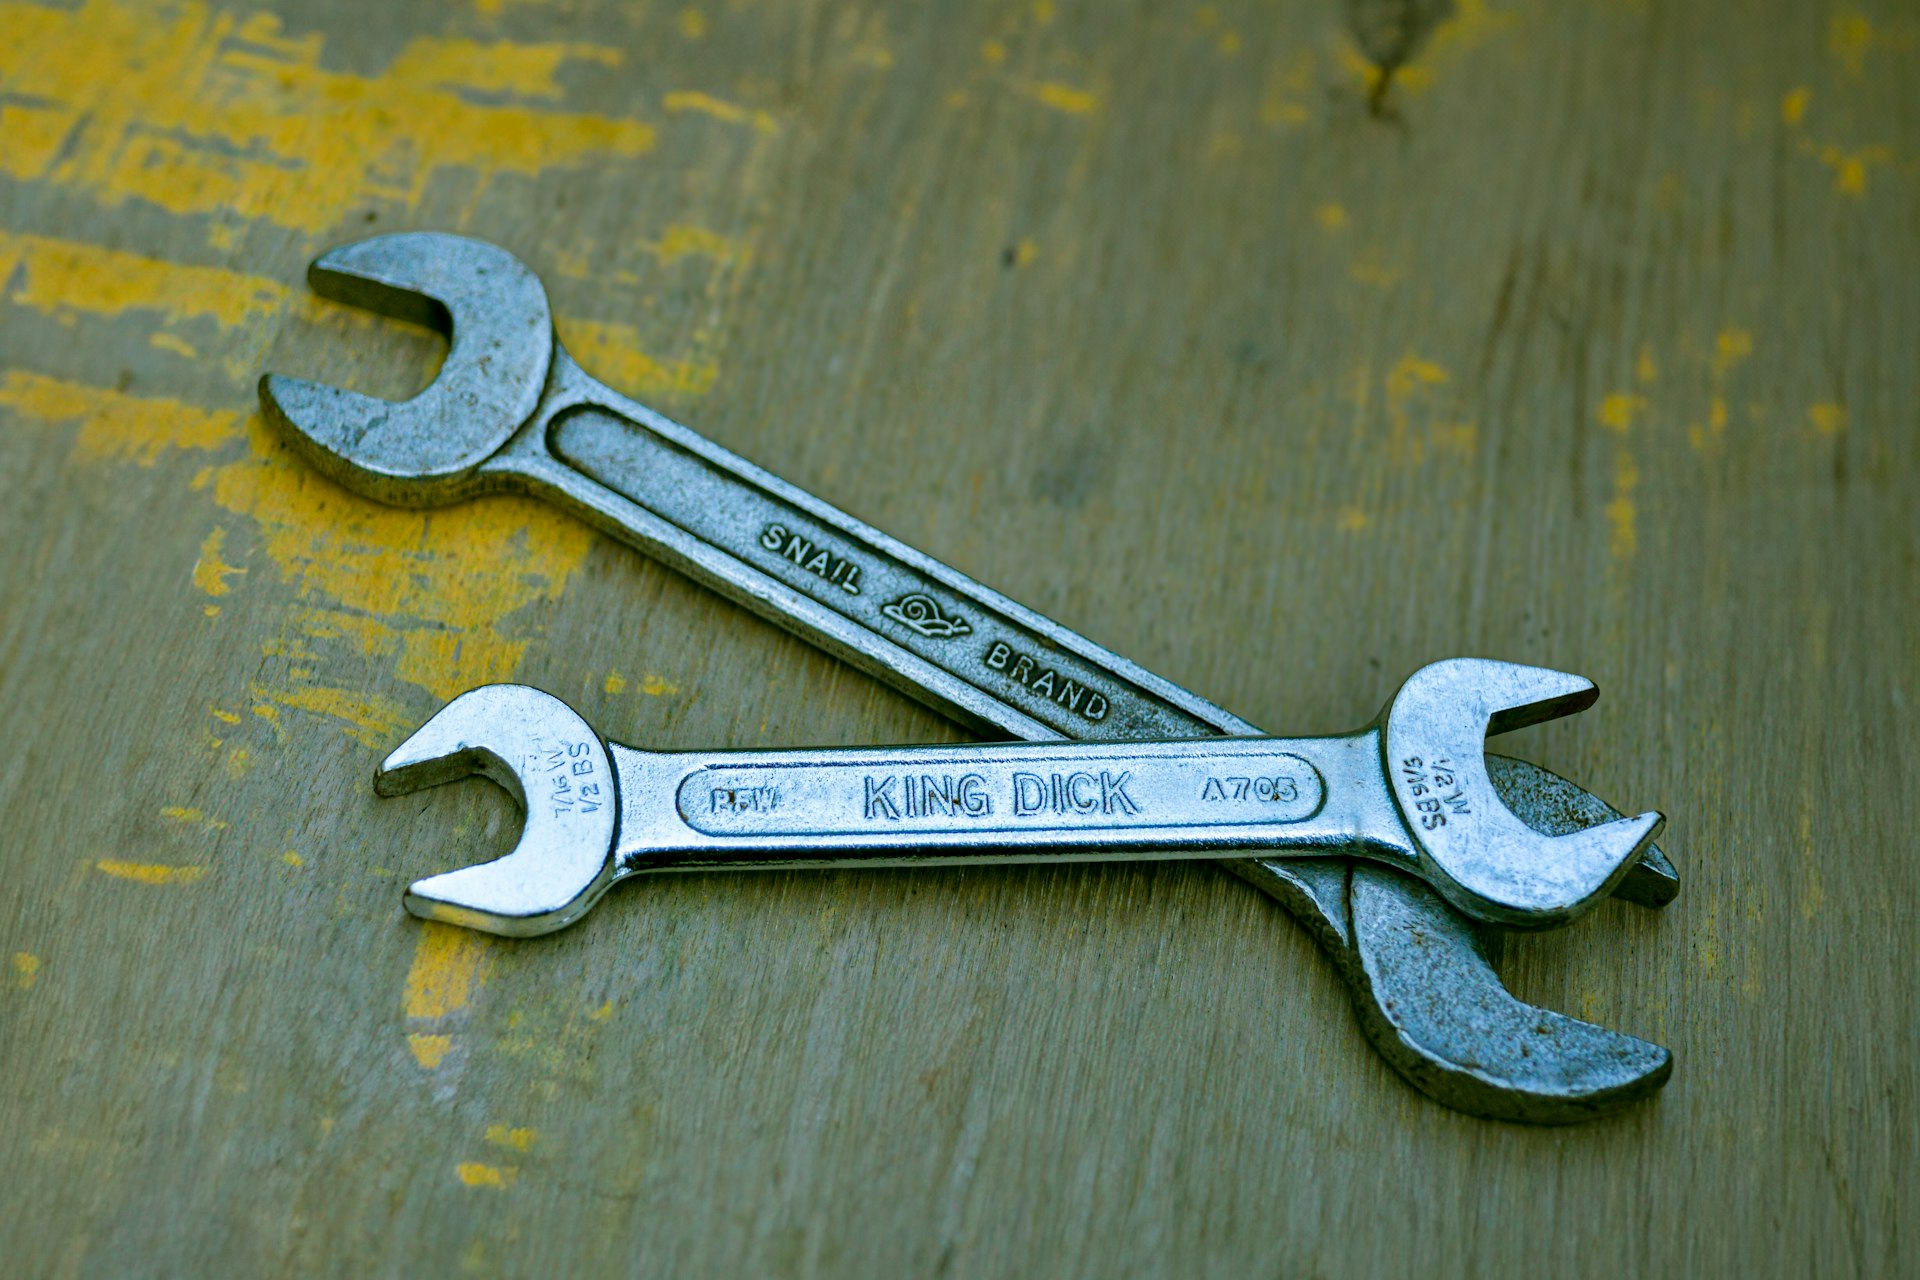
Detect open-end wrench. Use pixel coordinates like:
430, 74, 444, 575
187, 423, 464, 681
261, 232, 1679, 1122
378, 661, 1661, 935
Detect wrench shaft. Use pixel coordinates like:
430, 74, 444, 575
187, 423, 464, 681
495, 353, 1250, 745
607, 735, 1398, 875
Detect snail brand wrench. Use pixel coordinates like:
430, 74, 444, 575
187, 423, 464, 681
261, 232, 1679, 1122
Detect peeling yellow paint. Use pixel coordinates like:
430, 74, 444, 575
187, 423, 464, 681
641, 673, 679, 696
1781, 86, 1811, 126
13, 952, 40, 990
605, 671, 629, 694
252, 682, 410, 748
981, 39, 1007, 64
0, 2, 656, 232
1809, 402, 1847, 434
456, 1162, 516, 1188
485, 1124, 539, 1152
1010, 238, 1039, 268
196, 417, 596, 703
95, 860, 208, 885
408, 1034, 454, 1068
281, 850, 305, 868
663, 90, 777, 134
0, 371, 242, 467
406, 923, 494, 1020
193, 527, 246, 597
590, 999, 615, 1021
1026, 81, 1100, 117
559, 320, 720, 401
210, 708, 241, 724
0, 231, 286, 329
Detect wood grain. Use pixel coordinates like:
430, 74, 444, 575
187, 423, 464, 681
1, 0, 1914, 1274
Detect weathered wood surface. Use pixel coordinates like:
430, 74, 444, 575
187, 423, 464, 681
1, 0, 1915, 1275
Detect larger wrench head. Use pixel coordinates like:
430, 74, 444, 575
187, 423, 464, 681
1381, 658, 1664, 929
259, 232, 552, 506
377, 684, 619, 936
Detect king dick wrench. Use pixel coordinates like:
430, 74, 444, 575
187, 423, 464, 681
261, 232, 1679, 1122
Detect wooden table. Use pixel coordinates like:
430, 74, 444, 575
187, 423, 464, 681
2, 0, 1914, 1274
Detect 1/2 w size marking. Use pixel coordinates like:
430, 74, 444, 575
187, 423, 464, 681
1399, 756, 1471, 829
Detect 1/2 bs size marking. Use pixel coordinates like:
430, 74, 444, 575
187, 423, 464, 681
532, 741, 605, 820
1399, 756, 1471, 829
982, 641, 1110, 722
759, 523, 864, 594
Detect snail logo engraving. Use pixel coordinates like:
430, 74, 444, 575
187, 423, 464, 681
881, 593, 973, 638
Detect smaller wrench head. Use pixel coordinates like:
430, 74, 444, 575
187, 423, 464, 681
259, 233, 552, 506
1382, 658, 1664, 929
377, 684, 619, 936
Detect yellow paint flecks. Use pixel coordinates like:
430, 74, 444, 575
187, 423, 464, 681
640, 673, 678, 696
1636, 344, 1660, 384
210, 708, 241, 724
559, 321, 720, 401
1032, 0, 1055, 22
456, 1162, 516, 1188
1026, 81, 1100, 117
1217, 31, 1242, 56
0, 101, 76, 180
405, 923, 494, 1020
408, 1034, 454, 1069
281, 850, 305, 868
590, 1000, 615, 1021
1314, 203, 1347, 231
1259, 48, 1316, 127
1337, 506, 1369, 532
677, 8, 707, 39
1383, 355, 1464, 463
1605, 452, 1640, 563
0, 231, 287, 329
1818, 144, 1891, 197
194, 413, 597, 703
663, 90, 778, 134
1830, 8, 1880, 77
1597, 392, 1648, 432
1010, 238, 1039, 268
1810, 402, 1847, 434
1782, 86, 1811, 126
1347, 260, 1401, 289
161, 805, 227, 829
649, 224, 740, 267
253, 682, 410, 748
981, 39, 1007, 64
605, 671, 629, 694
485, 1124, 539, 1152
0, 371, 242, 467
193, 527, 246, 597
95, 860, 208, 885
388, 37, 621, 100
150, 333, 198, 359
0, 2, 656, 233
13, 952, 41, 990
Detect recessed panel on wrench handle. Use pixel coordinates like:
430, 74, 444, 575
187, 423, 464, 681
516, 357, 1233, 744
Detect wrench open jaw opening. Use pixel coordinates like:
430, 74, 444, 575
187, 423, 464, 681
375, 662, 1661, 938
268, 231, 1677, 1122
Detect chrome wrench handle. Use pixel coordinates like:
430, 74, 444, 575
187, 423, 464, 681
491, 350, 1232, 743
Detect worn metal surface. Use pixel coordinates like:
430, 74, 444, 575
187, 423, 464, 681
2, 0, 1917, 1275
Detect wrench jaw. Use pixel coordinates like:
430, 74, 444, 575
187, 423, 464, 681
375, 685, 620, 938
258, 232, 555, 508
1382, 659, 1666, 930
